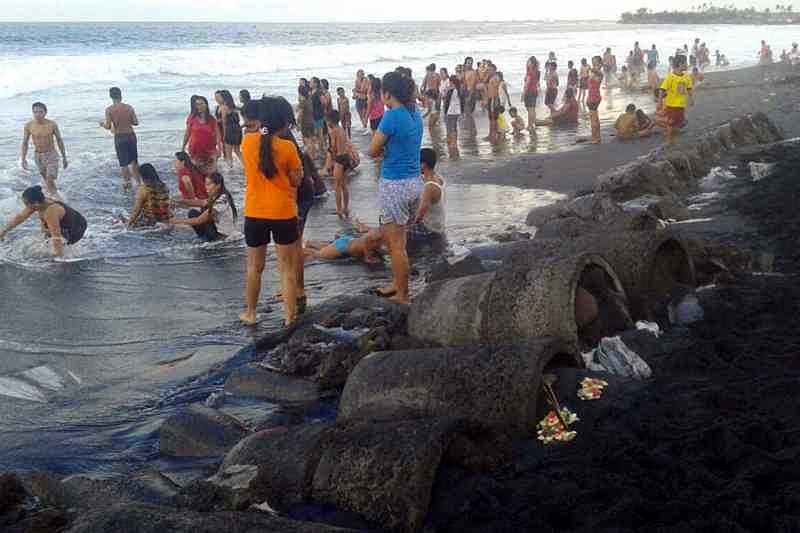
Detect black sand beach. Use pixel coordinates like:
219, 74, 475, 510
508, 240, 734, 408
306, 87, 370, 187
3, 63, 800, 533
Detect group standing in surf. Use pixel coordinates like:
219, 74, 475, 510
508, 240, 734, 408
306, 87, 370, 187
1, 37, 790, 322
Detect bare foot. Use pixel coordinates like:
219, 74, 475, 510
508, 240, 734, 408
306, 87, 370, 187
388, 294, 410, 304
239, 311, 258, 325
374, 285, 396, 298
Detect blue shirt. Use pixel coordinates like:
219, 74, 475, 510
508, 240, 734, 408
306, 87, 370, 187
378, 106, 423, 180
647, 49, 659, 64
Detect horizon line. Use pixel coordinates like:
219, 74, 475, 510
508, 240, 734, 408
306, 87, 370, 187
0, 18, 618, 24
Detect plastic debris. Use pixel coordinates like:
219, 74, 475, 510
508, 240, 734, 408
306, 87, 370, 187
749, 161, 776, 182
668, 293, 704, 326
635, 321, 661, 337
537, 407, 579, 444
578, 377, 609, 401
586, 336, 653, 380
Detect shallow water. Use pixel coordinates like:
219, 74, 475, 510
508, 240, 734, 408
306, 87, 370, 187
0, 21, 797, 473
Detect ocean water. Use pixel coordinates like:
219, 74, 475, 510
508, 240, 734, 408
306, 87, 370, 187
0, 21, 796, 473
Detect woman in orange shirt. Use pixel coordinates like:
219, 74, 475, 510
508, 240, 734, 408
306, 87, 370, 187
239, 97, 302, 326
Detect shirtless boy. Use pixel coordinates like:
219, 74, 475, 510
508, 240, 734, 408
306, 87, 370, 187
100, 87, 140, 190
420, 63, 442, 126
462, 57, 479, 115
21, 102, 67, 200
508, 107, 526, 137
353, 70, 369, 130
336, 87, 352, 139
486, 64, 501, 141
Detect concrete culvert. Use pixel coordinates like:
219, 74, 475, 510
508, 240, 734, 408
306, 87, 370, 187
572, 230, 696, 325
409, 239, 631, 349
312, 417, 506, 533
337, 339, 581, 437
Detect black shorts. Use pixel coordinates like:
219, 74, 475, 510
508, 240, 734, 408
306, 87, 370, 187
587, 101, 600, 111
244, 217, 299, 247
356, 98, 367, 112
524, 93, 538, 108
114, 133, 138, 167
297, 200, 313, 235
370, 117, 382, 131
544, 88, 558, 106
334, 153, 353, 170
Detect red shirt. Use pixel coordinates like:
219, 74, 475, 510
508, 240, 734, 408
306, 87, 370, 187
178, 167, 208, 200
587, 75, 603, 104
525, 67, 540, 95
186, 115, 218, 158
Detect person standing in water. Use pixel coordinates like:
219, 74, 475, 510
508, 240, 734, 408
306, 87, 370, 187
239, 98, 302, 326
367, 71, 423, 304
169, 172, 238, 242
0, 185, 86, 257
182, 95, 220, 177
353, 70, 369, 131
326, 110, 354, 218
21, 102, 67, 201
214, 90, 242, 168
522, 56, 541, 132
239, 89, 252, 108
587, 57, 604, 144
367, 77, 384, 133
100, 87, 140, 190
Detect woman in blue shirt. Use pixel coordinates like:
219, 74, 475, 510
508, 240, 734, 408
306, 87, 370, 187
367, 71, 423, 304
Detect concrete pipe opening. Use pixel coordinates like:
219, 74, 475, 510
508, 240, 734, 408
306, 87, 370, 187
573, 260, 634, 350
647, 238, 697, 316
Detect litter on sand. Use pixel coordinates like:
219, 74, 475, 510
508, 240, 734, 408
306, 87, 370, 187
537, 407, 579, 444
578, 377, 609, 401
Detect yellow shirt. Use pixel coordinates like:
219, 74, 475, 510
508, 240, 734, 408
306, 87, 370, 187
242, 132, 300, 220
660, 72, 693, 109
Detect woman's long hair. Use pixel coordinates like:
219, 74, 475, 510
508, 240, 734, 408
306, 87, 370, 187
257, 96, 295, 179
218, 89, 236, 110
139, 163, 168, 192
175, 151, 200, 174
206, 172, 238, 221
190, 95, 211, 120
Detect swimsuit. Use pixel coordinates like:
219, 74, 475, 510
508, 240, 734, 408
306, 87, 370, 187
333, 235, 355, 255
53, 201, 87, 244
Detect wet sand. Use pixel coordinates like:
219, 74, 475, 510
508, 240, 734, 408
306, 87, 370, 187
424, 63, 800, 194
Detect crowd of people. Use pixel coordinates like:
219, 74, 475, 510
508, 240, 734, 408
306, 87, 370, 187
1, 38, 793, 324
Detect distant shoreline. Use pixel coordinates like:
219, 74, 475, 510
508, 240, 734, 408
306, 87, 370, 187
620, 9, 800, 25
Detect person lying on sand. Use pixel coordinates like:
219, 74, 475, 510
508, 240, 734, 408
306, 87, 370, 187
303, 229, 383, 262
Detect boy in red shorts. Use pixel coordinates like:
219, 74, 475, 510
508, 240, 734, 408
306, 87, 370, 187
659, 55, 694, 145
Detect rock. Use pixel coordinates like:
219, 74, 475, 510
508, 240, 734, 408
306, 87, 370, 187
205, 391, 225, 409
23, 470, 180, 511
225, 364, 321, 403
338, 340, 581, 437
621, 195, 691, 221
562, 193, 622, 221
160, 404, 249, 458
216, 422, 333, 511
312, 418, 502, 533
0, 472, 26, 515
426, 253, 486, 283
6, 507, 70, 533
525, 201, 566, 227
488, 229, 532, 243
64, 503, 357, 533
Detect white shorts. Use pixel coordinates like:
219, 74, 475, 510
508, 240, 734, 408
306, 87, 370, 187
379, 177, 423, 226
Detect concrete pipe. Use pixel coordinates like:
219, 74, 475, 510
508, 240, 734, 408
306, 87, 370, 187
571, 230, 696, 323
337, 339, 581, 437
409, 239, 631, 348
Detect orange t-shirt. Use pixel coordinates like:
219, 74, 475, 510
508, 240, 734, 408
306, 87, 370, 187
242, 132, 301, 220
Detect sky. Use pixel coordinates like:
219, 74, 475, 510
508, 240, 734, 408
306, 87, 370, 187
0, 0, 789, 22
